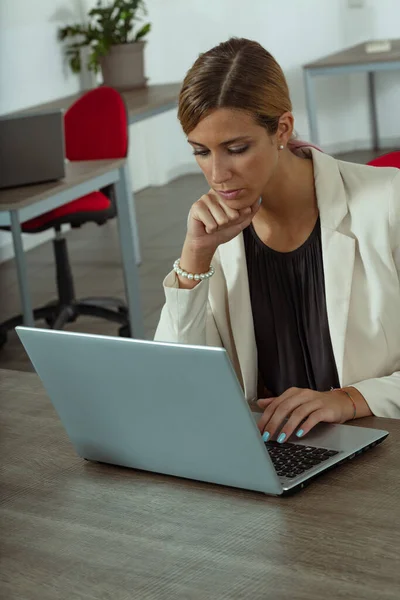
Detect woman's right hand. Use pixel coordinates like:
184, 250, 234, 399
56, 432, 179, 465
177, 190, 260, 289
186, 190, 261, 253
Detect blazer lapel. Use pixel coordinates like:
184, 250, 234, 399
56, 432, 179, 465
312, 149, 355, 385
320, 227, 355, 385
217, 234, 258, 400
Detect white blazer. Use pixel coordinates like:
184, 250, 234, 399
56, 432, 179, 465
155, 148, 400, 418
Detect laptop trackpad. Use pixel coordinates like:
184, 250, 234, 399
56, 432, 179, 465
251, 411, 372, 452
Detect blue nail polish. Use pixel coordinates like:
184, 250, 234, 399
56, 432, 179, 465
262, 431, 270, 442
296, 429, 304, 438
277, 433, 286, 444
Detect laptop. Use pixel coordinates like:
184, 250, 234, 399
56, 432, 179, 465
0, 110, 65, 189
16, 327, 389, 496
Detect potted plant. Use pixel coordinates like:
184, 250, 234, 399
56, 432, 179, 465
58, 0, 151, 90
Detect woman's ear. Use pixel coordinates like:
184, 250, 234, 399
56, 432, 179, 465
277, 112, 294, 147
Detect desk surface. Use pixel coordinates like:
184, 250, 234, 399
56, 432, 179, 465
15, 82, 181, 121
1, 368, 400, 600
0, 159, 125, 211
305, 38, 400, 69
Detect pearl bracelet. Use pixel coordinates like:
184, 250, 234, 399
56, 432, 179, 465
173, 258, 215, 281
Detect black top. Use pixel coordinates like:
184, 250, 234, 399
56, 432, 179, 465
243, 218, 340, 397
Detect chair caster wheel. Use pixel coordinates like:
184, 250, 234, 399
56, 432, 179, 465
119, 324, 131, 338
0, 330, 8, 349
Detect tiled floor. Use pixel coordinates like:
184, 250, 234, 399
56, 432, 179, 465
0, 148, 392, 372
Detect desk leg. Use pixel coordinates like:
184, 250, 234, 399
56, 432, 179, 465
114, 164, 145, 339
10, 211, 34, 327
124, 166, 142, 265
367, 72, 379, 151
303, 70, 320, 147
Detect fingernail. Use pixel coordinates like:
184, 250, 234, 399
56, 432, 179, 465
258, 197, 262, 205
277, 433, 286, 444
262, 431, 270, 442
296, 429, 304, 438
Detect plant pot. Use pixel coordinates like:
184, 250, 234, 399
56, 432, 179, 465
99, 41, 147, 90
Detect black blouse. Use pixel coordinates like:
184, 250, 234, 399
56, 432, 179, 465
243, 218, 340, 397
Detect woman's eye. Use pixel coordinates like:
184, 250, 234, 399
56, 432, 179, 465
192, 145, 248, 157
228, 146, 249, 154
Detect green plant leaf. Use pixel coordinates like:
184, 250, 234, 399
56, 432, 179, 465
135, 22, 151, 41
69, 52, 81, 74
58, 24, 87, 41
58, 0, 151, 74
88, 50, 101, 74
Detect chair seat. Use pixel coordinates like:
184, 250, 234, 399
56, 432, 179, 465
21, 191, 114, 233
368, 151, 400, 168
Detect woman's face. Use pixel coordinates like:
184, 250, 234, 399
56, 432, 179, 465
187, 108, 289, 208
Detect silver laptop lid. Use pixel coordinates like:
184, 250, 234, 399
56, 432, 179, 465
16, 327, 283, 495
0, 110, 65, 189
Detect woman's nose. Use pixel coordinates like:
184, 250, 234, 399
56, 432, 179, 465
211, 158, 232, 185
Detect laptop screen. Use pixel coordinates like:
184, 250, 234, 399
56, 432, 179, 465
0, 110, 65, 189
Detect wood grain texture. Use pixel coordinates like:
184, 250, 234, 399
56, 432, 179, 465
305, 38, 400, 69
0, 160, 125, 211
1, 369, 400, 600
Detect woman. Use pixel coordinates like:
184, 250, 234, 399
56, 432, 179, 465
155, 37, 400, 443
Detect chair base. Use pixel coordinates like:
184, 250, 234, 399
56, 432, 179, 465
0, 231, 133, 350
0, 297, 131, 349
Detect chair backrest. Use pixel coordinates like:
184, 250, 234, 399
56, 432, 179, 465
64, 87, 128, 161
367, 151, 400, 168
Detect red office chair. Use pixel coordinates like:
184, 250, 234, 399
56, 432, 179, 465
368, 151, 400, 168
0, 87, 131, 347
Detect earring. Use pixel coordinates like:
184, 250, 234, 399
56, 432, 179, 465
279, 144, 284, 150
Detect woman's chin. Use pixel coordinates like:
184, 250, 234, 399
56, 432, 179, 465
224, 193, 259, 210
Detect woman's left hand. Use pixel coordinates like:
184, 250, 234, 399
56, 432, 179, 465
257, 387, 354, 443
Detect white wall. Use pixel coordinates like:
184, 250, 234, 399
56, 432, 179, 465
0, 0, 83, 260
1, 0, 400, 261
0, 0, 82, 115
145, 0, 400, 151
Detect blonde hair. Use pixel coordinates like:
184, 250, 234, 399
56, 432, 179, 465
178, 37, 292, 136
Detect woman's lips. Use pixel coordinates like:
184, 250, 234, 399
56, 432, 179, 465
217, 189, 244, 201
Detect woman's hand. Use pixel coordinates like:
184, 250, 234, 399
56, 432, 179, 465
177, 190, 261, 289
186, 190, 261, 253
256, 387, 356, 443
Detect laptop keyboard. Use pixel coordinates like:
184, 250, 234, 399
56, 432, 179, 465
265, 441, 339, 479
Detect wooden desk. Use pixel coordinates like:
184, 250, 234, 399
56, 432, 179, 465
16, 82, 181, 126
1, 369, 400, 600
0, 160, 144, 338
303, 39, 400, 150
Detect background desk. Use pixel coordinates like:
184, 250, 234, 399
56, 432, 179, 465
303, 38, 400, 150
0, 160, 144, 338
16, 82, 181, 126
1, 368, 399, 600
